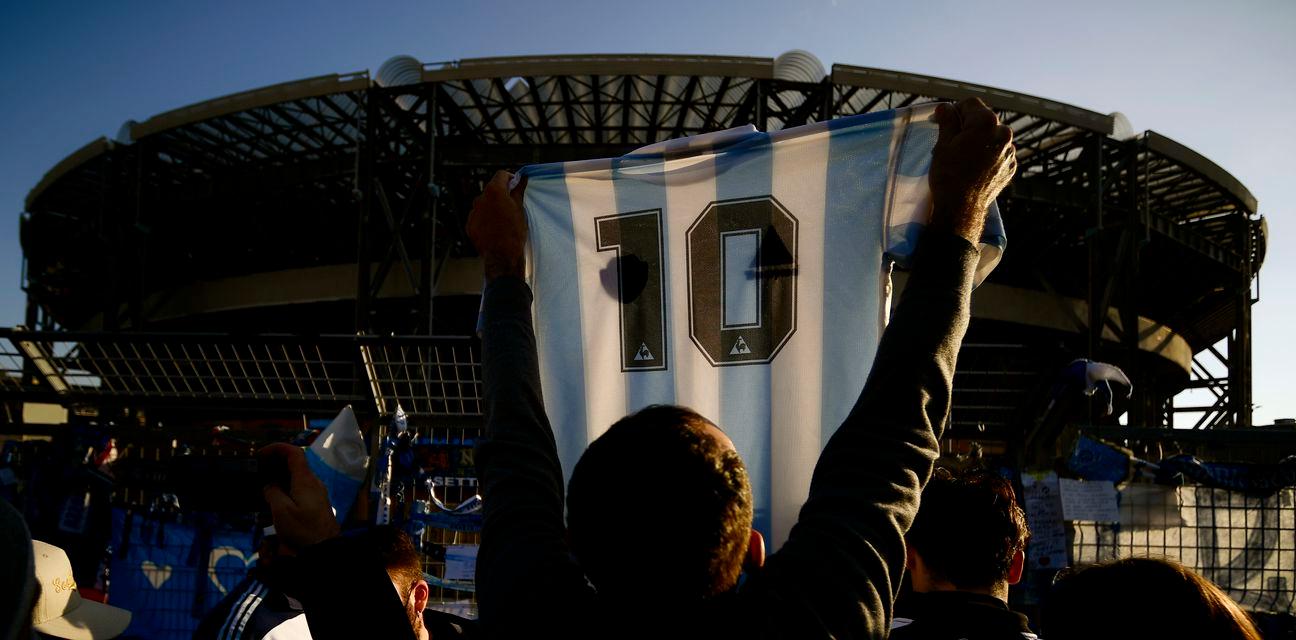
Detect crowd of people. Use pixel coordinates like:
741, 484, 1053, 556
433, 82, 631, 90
2, 98, 1265, 639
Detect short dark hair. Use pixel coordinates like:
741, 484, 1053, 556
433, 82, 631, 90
906, 467, 1029, 589
364, 525, 423, 601
1043, 557, 1261, 640
566, 405, 753, 601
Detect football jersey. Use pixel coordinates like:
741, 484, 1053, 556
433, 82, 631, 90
517, 103, 1004, 546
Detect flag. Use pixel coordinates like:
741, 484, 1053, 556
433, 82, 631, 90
518, 103, 1004, 546
304, 405, 369, 522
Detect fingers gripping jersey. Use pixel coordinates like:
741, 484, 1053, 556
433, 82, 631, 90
518, 104, 1005, 546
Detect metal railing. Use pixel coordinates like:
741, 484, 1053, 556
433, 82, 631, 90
0, 329, 483, 418
1071, 483, 1295, 615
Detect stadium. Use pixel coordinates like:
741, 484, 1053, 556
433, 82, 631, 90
4, 51, 1292, 633
11, 51, 1265, 434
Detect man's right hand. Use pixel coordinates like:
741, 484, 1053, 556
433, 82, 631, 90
928, 97, 1017, 244
259, 443, 340, 548
467, 171, 529, 281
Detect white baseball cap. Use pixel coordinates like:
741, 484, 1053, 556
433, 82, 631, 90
31, 540, 131, 640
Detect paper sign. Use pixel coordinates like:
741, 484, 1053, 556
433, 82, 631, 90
1059, 478, 1120, 522
1021, 472, 1068, 569
443, 544, 479, 583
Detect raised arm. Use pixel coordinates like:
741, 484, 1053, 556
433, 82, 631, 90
748, 98, 1017, 638
467, 172, 594, 635
259, 444, 416, 640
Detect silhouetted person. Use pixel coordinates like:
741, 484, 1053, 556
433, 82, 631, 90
1, 498, 37, 640
464, 96, 1015, 638
364, 525, 478, 640
1042, 557, 1261, 640
892, 467, 1036, 639
254, 454, 478, 640
262, 96, 1016, 640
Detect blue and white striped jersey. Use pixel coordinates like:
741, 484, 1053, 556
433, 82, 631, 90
517, 104, 1005, 546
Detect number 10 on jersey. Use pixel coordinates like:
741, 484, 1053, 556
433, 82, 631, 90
595, 196, 798, 371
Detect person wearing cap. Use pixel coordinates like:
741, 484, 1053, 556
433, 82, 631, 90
30, 540, 131, 640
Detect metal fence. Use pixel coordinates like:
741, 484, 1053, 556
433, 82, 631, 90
414, 422, 482, 619
1071, 483, 1296, 615
0, 329, 482, 418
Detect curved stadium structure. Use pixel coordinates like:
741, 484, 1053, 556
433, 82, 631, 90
10, 51, 1266, 436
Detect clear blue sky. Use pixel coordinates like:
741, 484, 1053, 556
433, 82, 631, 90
1, 0, 1292, 423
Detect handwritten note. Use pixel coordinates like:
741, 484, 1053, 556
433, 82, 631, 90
1021, 472, 1068, 569
1059, 478, 1119, 522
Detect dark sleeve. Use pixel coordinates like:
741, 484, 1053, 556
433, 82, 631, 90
473, 276, 595, 636
740, 230, 978, 639
290, 536, 416, 640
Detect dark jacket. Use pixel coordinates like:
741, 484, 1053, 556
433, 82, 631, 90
474, 230, 979, 639
891, 591, 1039, 640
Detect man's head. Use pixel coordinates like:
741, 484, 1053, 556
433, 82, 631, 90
566, 405, 755, 601
905, 467, 1029, 600
364, 526, 429, 640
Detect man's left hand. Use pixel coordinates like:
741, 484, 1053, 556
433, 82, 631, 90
468, 171, 529, 281
259, 443, 340, 548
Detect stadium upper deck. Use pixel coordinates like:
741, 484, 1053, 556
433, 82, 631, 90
14, 52, 1265, 430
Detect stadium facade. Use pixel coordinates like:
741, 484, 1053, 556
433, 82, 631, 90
8, 50, 1267, 439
